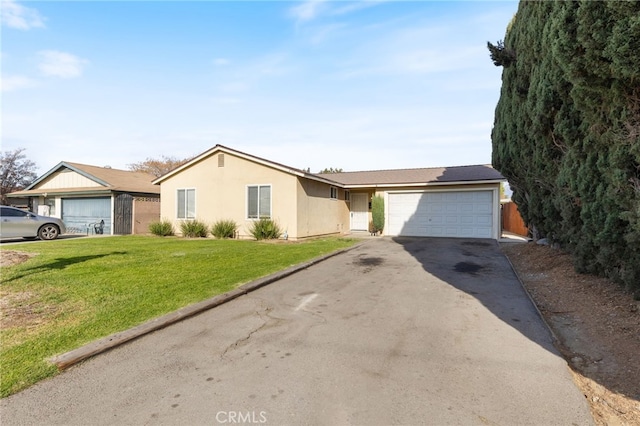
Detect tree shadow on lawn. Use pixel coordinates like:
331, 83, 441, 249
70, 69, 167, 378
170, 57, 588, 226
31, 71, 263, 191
1, 251, 128, 284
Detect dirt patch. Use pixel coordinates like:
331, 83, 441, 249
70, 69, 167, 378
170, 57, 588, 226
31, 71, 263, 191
501, 242, 640, 425
0, 250, 37, 267
0, 291, 59, 332
0, 251, 56, 339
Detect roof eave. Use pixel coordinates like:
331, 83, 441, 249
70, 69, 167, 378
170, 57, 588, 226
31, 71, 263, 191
7, 188, 114, 197
343, 179, 505, 189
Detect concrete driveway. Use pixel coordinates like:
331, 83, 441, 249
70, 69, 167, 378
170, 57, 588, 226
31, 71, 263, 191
1, 237, 592, 425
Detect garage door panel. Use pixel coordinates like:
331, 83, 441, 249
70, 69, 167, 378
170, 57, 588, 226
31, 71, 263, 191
62, 198, 111, 234
460, 216, 475, 225
445, 216, 458, 225
475, 215, 492, 225
388, 191, 494, 238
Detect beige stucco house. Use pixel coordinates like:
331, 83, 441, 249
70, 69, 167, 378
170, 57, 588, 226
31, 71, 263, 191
8, 162, 160, 235
154, 145, 505, 240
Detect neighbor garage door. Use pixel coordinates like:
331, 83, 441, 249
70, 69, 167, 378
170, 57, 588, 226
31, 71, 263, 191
387, 191, 494, 238
62, 197, 111, 234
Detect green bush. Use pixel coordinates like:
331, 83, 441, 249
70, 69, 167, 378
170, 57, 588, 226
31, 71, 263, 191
211, 219, 238, 239
248, 218, 282, 240
149, 220, 175, 236
180, 220, 209, 238
371, 195, 385, 234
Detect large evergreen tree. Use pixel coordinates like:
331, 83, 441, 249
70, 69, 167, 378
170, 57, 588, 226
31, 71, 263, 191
490, 1, 640, 291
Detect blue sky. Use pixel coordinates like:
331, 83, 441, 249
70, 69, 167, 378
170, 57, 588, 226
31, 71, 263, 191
2, 0, 518, 175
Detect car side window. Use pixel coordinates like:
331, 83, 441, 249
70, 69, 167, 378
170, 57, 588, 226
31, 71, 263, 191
1, 207, 29, 217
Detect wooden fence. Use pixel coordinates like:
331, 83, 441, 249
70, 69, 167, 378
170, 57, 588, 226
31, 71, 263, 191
501, 201, 529, 237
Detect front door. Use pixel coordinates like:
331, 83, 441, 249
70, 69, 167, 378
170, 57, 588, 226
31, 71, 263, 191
350, 193, 369, 231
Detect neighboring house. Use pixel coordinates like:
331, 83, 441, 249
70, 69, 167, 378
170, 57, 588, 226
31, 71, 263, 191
153, 145, 506, 240
7, 162, 160, 235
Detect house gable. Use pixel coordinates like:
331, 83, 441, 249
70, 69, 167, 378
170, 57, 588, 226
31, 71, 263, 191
36, 167, 105, 190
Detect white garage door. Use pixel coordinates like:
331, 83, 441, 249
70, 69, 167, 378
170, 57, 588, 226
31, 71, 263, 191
62, 197, 112, 234
388, 191, 494, 238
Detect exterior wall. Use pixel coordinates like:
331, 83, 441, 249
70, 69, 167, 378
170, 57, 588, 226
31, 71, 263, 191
32, 196, 63, 219
296, 178, 350, 238
133, 197, 161, 234
377, 183, 502, 239
37, 170, 102, 189
158, 153, 300, 239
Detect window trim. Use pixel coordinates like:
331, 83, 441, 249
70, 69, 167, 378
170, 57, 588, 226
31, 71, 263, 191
176, 188, 196, 220
246, 184, 272, 220
330, 186, 338, 200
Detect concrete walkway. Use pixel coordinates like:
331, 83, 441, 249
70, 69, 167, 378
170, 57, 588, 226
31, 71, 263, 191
1, 237, 592, 425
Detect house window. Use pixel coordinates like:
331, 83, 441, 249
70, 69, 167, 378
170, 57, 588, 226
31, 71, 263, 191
344, 190, 350, 202
330, 187, 338, 200
177, 189, 195, 219
45, 198, 56, 216
247, 185, 271, 219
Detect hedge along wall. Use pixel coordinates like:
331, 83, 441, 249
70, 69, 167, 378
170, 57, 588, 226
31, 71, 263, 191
489, 1, 640, 291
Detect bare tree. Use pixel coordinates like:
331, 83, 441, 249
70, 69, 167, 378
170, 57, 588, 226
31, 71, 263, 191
127, 155, 189, 178
318, 167, 344, 174
0, 148, 38, 205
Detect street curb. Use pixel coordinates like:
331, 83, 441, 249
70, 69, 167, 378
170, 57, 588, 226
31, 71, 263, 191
49, 241, 366, 370
498, 242, 563, 349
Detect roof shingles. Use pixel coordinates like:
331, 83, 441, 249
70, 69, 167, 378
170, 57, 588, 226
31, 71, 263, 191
316, 164, 504, 186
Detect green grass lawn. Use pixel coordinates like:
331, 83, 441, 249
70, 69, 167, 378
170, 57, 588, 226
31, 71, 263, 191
0, 235, 358, 397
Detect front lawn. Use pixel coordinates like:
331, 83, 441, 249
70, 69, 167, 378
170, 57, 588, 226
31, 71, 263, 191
0, 236, 358, 397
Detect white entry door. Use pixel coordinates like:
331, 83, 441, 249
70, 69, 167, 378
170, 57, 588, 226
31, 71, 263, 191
350, 193, 369, 231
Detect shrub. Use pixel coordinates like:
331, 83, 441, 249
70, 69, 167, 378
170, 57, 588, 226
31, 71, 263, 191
149, 220, 175, 236
371, 195, 385, 234
211, 219, 238, 239
180, 220, 209, 238
248, 218, 282, 240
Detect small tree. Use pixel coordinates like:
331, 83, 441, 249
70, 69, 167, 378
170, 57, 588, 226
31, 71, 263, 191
0, 148, 38, 205
371, 195, 384, 235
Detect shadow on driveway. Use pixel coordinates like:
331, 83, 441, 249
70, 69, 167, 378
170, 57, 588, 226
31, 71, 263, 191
392, 236, 559, 354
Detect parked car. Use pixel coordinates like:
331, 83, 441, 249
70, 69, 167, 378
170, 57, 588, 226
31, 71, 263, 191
0, 206, 66, 240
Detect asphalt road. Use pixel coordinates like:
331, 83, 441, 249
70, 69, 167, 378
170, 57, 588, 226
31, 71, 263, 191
1, 237, 593, 425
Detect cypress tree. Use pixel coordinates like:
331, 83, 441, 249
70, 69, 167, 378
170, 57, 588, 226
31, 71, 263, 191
490, 0, 640, 291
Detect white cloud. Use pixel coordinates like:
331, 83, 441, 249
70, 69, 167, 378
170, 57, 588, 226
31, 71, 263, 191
289, 0, 327, 24
0, 75, 38, 91
37, 50, 89, 78
1, 0, 46, 30
214, 58, 230, 66
289, 0, 386, 25
331, 1, 386, 17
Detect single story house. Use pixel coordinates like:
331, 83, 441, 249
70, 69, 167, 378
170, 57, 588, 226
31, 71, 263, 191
153, 145, 505, 240
7, 162, 160, 235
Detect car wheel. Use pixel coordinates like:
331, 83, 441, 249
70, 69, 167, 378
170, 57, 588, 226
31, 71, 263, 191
38, 224, 60, 240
